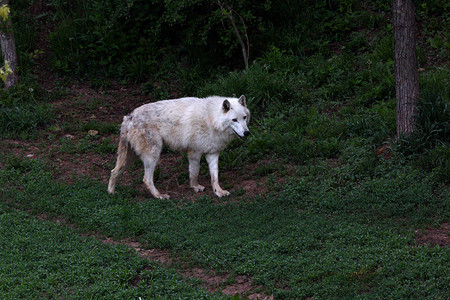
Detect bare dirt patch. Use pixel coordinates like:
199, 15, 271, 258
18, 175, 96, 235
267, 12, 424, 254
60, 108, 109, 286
2, 112, 286, 202
416, 223, 450, 247
99, 237, 273, 299
32, 210, 274, 298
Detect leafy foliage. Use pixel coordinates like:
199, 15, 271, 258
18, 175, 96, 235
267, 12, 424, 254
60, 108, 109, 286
46, 0, 444, 81
0, 84, 53, 138
48, 0, 272, 78
8, 0, 39, 77
400, 69, 450, 181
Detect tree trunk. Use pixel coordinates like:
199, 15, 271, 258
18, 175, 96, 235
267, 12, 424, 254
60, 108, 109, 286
0, 0, 18, 89
392, 0, 419, 138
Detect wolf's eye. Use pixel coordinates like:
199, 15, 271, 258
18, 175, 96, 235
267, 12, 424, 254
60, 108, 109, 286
232, 118, 237, 122
243, 116, 247, 120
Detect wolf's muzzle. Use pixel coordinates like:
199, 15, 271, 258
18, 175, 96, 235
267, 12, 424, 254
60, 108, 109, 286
234, 130, 250, 140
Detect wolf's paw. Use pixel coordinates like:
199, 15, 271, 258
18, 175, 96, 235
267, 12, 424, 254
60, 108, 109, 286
156, 193, 170, 199
107, 183, 115, 194
192, 184, 205, 193
214, 189, 230, 197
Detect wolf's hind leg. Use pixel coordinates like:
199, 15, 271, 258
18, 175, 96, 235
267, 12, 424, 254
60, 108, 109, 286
188, 151, 205, 193
108, 138, 136, 194
141, 144, 169, 199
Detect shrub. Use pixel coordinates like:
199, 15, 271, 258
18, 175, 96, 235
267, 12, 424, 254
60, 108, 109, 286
429, 144, 450, 182
0, 85, 53, 138
397, 69, 449, 182
198, 60, 301, 112
45, 0, 399, 82
48, 0, 274, 79
401, 69, 449, 153
0, 102, 53, 138
10, 0, 39, 76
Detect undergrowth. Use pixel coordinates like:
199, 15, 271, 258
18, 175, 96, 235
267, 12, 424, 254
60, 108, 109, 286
0, 84, 53, 138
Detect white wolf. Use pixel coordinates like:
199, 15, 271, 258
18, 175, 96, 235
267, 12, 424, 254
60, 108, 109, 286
107, 95, 250, 199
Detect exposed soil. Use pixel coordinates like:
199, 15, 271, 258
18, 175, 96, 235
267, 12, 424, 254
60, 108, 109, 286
101, 237, 273, 299
416, 223, 450, 247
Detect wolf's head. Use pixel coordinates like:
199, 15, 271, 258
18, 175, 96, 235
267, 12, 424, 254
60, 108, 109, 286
222, 95, 251, 140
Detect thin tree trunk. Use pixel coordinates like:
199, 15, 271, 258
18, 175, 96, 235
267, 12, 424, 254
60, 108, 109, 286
217, 0, 249, 69
392, 0, 419, 138
0, 0, 18, 89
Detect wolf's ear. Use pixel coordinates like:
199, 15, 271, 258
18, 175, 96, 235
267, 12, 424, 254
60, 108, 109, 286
238, 95, 246, 107
222, 99, 231, 112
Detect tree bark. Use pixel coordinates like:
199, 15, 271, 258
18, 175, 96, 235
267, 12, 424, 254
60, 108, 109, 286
392, 0, 419, 138
0, 0, 18, 89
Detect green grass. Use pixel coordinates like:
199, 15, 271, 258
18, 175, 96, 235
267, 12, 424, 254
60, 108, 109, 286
56, 134, 117, 155
1, 156, 448, 299
0, 102, 53, 138
0, 202, 221, 299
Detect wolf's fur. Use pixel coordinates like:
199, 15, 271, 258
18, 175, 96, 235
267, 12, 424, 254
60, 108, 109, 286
108, 95, 250, 199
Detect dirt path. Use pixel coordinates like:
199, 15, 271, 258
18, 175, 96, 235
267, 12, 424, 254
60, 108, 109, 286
101, 237, 274, 299
34, 212, 273, 299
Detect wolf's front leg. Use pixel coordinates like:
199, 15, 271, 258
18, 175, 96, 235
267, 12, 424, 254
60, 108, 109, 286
206, 153, 230, 197
188, 151, 205, 193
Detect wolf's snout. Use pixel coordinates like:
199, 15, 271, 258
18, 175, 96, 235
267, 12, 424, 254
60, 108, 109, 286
239, 130, 250, 140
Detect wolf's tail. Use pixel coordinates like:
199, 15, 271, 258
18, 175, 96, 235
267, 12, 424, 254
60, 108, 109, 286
107, 115, 135, 194
119, 115, 131, 143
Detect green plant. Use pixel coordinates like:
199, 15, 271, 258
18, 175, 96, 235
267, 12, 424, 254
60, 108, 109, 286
0, 102, 53, 138
347, 30, 370, 53
199, 60, 301, 112
58, 134, 117, 155
11, 4, 39, 75
81, 120, 119, 135
401, 69, 449, 154
0, 82, 51, 139
141, 82, 170, 100
430, 144, 450, 182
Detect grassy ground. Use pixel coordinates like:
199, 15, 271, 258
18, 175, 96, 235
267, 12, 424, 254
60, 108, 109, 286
1, 53, 449, 300
1, 144, 448, 298
0, 202, 220, 299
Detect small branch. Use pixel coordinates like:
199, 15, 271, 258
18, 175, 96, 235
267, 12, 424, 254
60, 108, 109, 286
217, 0, 249, 69
234, 8, 250, 68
